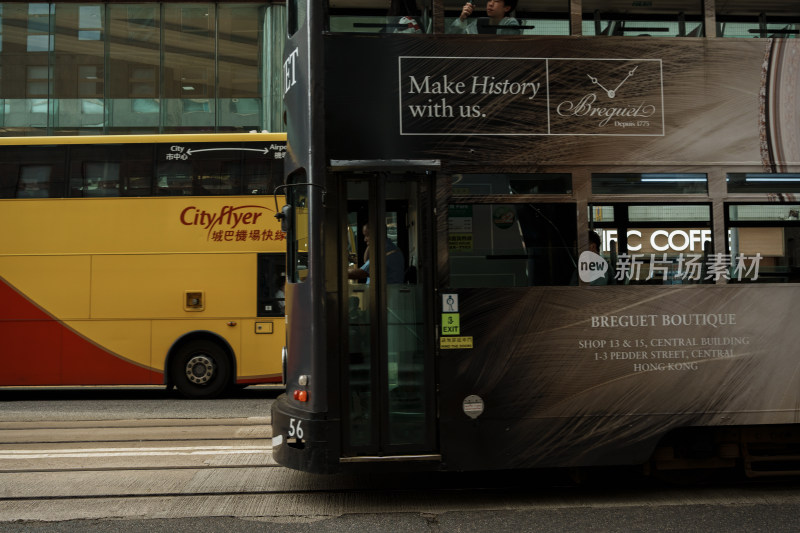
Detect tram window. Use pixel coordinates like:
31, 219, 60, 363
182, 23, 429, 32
512, 3, 569, 36
628, 204, 710, 222
717, 13, 800, 39
583, 0, 704, 37
591, 204, 712, 285
445, 5, 551, 35
727, 173, 800, 194
448, 203, 577, 288
328, 2, 430, 34
288, 0, 304, 36
592, 173, 707, 195
727, 204, 800, 283
287, 176, 309, 283
452, 173, 572, 195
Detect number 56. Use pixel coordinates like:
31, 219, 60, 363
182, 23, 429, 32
288, 418, 304, 439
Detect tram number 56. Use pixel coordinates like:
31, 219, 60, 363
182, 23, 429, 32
288, 418, 304, 439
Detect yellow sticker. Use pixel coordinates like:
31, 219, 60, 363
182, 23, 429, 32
440, 336, 473, 349
448, 234, 473, 251
441, 313, 460, 335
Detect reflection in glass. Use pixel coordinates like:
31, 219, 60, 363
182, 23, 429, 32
592, 173, 708, 194
451, 173, 572, 195
449, 203, 577, 287
727, 173, 800, 194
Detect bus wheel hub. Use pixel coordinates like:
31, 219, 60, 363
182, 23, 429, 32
186, 355, 215, 384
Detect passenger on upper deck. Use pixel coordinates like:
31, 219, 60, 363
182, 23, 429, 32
388, 0, 427, 34
450, 0, 520, 35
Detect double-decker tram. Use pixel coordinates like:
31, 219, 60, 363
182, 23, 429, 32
0, 133, 287, 398
272, 1, 800, 475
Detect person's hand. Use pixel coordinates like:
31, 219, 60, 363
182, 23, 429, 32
460, 2, 474, 20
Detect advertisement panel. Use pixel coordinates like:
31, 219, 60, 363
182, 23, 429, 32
325, 36, 799, 168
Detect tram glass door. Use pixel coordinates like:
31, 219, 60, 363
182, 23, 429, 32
343, 173, 436, 457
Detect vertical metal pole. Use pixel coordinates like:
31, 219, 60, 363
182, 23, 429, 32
432, 0, 444, 34
569, 0, 582, 36
703, 0, 716, 38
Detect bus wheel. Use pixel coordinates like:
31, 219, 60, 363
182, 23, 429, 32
171, 340, 231, 399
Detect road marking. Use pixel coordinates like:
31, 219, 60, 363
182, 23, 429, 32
0, 445, 272, 459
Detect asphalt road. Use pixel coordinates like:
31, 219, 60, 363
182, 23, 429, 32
0, 385, 280, 422
1, 386, 800, 532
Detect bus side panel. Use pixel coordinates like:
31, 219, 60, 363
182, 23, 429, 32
0, 278, 161, 386
0, 256, 91, 319
438, 285, 799, 471
1, 320, 62, 385
238, 318, 285, 383
91, 254, 255, 320
61, 320, 159, 385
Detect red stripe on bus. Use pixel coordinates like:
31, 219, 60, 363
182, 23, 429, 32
0, 279, 162, 386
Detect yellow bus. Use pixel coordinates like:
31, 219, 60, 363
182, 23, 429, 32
0, 133, 287, 398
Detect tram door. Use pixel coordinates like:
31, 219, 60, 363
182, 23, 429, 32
343, 173, 437, 458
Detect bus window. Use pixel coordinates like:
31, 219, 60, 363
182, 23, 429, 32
448, 202, 577, 287
82, 162, 121, 197
156, 161, 194, 195
243, 157, 284, 195
727, 204, 800, 283
16, 165, 53, 198
68, 144, 154, 198
2, 146, 67, 199
257, 253, 286, 316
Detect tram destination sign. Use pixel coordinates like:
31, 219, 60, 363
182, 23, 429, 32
398, 56, 664, 136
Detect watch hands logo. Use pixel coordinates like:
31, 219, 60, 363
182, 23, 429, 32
587, 65, 638, 99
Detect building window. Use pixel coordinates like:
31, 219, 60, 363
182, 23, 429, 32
78, 5, 102, 41
126, 5, 157, 42
27, 3, 52, 52
181, 6, 211, 36
27, 66, 49, 97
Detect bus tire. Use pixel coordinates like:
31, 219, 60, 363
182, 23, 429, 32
170, 340, 231, 399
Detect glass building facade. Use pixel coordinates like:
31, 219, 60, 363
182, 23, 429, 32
0, 2, 286, 136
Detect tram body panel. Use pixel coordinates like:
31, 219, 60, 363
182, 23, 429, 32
438, 285, 794, 470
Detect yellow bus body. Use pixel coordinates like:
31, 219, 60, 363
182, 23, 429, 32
0, 133, 287, 395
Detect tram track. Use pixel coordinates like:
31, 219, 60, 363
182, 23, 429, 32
3, 413, 800, 525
